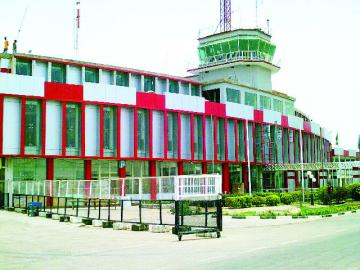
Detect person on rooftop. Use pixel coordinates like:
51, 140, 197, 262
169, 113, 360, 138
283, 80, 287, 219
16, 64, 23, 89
12, 40, 17, 54
3, 37, 9, 53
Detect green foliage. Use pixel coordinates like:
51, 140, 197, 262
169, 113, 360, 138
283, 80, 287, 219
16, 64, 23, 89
280, 193, 294, 205
333, 187, 348, 204
347, 183, 360, 201
224, 195, 252, 208
299, 202, 360, 216
317, 187, 332, 205
265, 195, 281, 206
288, 191, 302, 202
251, 196, 266, 207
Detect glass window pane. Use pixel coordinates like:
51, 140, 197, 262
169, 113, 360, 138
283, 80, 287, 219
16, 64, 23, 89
260, 95, 271, 110
85, 67, 99, 83
169, 80, 179, 93
25, 100, 41, 154
245, 92, 257, 108
116, 71, 129, 87
273, 99, 283, 113
16, 59, 32, 76
51, 63, 66, 83
226, 88, 240, 104
104, 107, 117, 157
191, 84, 200, 96
66, 103, 81, 156
137, 109, 149, 157
167, 113, 178, 158
144, 76, 155, 92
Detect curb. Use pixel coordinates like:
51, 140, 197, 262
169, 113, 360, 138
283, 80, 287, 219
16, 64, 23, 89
230, 209, 360, 220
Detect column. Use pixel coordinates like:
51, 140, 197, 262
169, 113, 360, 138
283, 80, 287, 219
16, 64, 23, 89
149, 161, 157, 201
84, 160, 92, 196
177, 161, 184, 175
222, 163, 230, 194
202, 162, 208, 174
46, 158, 54, 206
242, 164, 248, 193
118, 161, 126, 197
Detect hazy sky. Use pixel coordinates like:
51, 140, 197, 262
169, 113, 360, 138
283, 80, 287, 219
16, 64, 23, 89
1, 0, 359, 150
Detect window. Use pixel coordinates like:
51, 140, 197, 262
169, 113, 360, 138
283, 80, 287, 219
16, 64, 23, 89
217, 118, 225, 160
237, 120, 245, 161
255, 124, 263, 162
25, 100, 41, 154
169, 80, 179, 93
51, 63, 66, 83
284, 102, 294, 115
273, 99, 283, 113
103, 107, 117, 157
203, 89, 220, 103
167, 113, 178, 158
191, 84, 200, 97
247, 122, 254, 162
283, 128, 289, 163
85, 67, 99, 83
16, 59, 32, 76
226, 88, 240, 104
137, 109, 149, 157
66, 103, 81, 156
289, 129, 294, 163
194, 115, 203, 160
260, 95, 271, 110
144, 76, 155, 92
245, 92, 257, 108
116, 71, 129, 87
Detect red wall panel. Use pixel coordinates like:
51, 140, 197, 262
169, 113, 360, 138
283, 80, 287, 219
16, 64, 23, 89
254, 110, 263, 123
205, 101, 226, 117
136, 92, 165, 110
45, 82, 83, 102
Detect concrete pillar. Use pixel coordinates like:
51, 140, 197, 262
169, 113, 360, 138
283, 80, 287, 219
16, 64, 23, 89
177, 161, 184, 175
149, 161, 157, 201
222, 163, 230, 194
46, 158, 54, 206
201, 162, 208, 174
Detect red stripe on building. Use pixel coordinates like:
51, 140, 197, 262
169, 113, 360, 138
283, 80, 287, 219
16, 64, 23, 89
0, 68, 11, 73
344, 150, 349, 157
303, 121, 311, 133
61, 102, 67, 156
163, 111, 168, 159
41, 100, 47, 155
20, 98, 26, 155
149, 110, 153, 158
213, 117, 218, 161
190, 114, 194, 160
202, 115, 206, 160
81, 103, 86, 157
234, 120, 239, 161
205, 101, 226, 117
224, 119, 229, 161
177, 112, 181, 160
136, 92, 165, 110
0, 96, 3, 155
117, 106, 121, 158
133, 108, 138, 158
254, 110, 263, 123
281, 115, 289, 127
149, 160, 157, 200
99, 105, 104, 157
44, 82, 83, 102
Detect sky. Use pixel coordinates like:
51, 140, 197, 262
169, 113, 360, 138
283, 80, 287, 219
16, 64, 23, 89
0, 0, 359, 150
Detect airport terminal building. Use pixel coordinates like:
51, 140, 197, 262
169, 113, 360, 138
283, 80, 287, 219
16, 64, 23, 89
0, 28, 347, 195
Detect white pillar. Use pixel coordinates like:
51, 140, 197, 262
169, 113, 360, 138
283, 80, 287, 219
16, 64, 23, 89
5, 158, 14, 207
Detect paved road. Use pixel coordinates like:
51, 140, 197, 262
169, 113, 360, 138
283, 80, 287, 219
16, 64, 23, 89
0, 210, 359, 270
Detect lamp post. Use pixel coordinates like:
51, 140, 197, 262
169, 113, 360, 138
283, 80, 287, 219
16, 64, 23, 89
307, 171, 317, 206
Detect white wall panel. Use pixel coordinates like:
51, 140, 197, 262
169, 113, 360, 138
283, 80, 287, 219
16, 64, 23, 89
85, 105, 99, 156
180, 114, 191, 159
101, 70, 113, 85
45, 101, 62, 155
0, 58, 10, 68
33, 61, 48, 81
0, 73, 44, 97
310, 122, 321, 136
152, 111, 164, 158
227, 120, 235, 161
67, 65, 82, 85
226, 102, 254, 120
263, 109, 281, 124
165, 92, 205, 113
3, 97, 21, 154
83, 83, 136, 105
288, 115, 304, 130
120, 108, 134, 157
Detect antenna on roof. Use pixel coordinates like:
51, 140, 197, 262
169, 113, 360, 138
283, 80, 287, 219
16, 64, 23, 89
220, 0, 231, 32
74, 0, 80, 58
16, 4, 30, 42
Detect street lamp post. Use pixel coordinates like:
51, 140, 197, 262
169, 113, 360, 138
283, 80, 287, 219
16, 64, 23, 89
307, 171, 317, 206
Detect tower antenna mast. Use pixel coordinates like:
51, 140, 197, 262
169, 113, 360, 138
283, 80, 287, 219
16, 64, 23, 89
220, 0, 231, 32
74, 0, 80, 58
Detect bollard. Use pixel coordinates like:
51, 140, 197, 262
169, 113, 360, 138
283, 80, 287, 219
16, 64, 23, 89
120, 200, 124, 222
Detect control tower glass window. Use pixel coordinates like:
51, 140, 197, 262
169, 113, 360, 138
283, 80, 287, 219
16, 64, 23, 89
16, 59, 32, 76
85, 67, 99, 83
245, 92, 257, 108
260, 96, 271, 110
273, 99, 283, 114
51, 63, 66, 83
191, 85, 200, 97
284, 102, 294, 115
144, 76, 155, 92
226, 88, 240, 104
169, 80, 179, 94
103, 106, 117, 157
116, 71, 129, 87
25, 100, 42, 155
